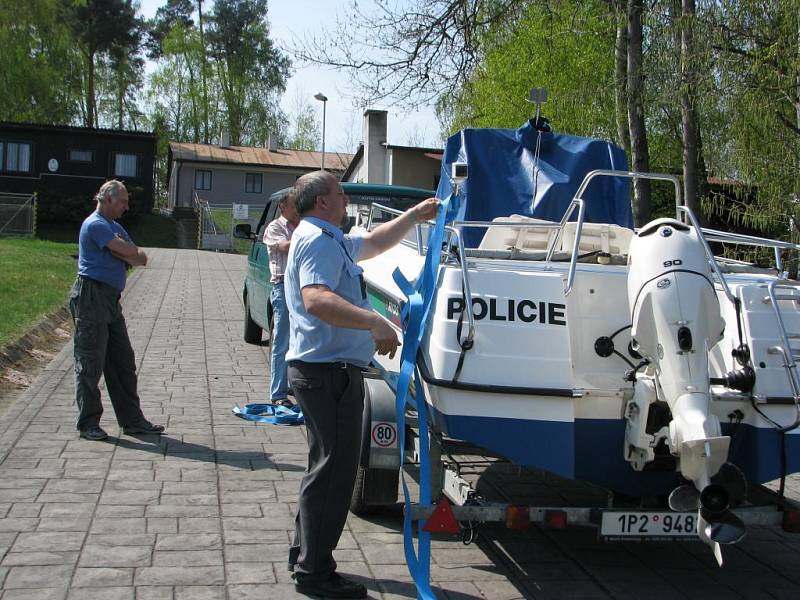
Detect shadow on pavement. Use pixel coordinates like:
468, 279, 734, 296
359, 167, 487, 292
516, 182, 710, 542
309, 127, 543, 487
110, 434, 306, 472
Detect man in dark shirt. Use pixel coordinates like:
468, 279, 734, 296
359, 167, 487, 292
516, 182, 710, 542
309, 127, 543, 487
70, 179, 165, 441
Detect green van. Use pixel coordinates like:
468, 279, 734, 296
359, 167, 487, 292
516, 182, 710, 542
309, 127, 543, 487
234, 182, 434, 345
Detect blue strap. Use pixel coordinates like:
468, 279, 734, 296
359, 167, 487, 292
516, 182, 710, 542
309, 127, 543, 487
392, 196, 453, 599
232, 403, 304, 426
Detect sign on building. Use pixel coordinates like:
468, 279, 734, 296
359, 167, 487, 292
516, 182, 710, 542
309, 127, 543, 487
233, 203, 249, 219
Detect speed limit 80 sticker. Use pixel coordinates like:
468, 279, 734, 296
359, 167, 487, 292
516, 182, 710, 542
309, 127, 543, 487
371, 421, 398, 449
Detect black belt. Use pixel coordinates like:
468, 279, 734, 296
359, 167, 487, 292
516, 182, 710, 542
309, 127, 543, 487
288, 360, 365, 371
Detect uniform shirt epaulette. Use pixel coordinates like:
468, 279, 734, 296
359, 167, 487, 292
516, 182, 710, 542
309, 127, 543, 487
320, 228, 335, 238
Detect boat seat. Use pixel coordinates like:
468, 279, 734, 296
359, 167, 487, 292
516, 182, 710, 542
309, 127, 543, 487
478, 215, 633, 257
478, 215, 558, 251
560, 222, 633, 256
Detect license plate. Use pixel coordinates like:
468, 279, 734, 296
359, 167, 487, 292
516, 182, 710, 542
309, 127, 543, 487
600, 511, 698, 540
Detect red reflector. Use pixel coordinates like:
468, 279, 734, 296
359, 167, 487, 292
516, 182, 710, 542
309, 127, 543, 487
782, 509, 800, 533
505, 505, 530, 530
422, 497, 460, 535
544, 509, 568, 529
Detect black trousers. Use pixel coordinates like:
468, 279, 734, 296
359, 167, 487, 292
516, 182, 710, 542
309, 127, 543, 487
287, 361, 364, 581
68, 276, 146, 431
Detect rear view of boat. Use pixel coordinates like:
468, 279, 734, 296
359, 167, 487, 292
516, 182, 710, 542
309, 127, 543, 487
357, 120, 800, 559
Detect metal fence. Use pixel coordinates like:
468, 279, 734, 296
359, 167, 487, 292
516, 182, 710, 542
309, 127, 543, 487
0, 193, 36, 236
192, 194, 259, 253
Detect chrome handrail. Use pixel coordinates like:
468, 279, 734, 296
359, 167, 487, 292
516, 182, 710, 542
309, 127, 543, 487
678, 205, 737, 304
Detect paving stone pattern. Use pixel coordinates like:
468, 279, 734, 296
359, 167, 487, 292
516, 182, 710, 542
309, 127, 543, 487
0, 248, 798, 600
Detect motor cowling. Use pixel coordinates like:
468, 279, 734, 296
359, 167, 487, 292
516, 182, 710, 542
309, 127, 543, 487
627, 218, 729, 489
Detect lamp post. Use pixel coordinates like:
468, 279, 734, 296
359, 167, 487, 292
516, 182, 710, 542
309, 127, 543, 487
314, 92, 328, 170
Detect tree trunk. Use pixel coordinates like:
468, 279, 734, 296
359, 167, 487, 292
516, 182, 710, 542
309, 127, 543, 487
613, 1, 631, 155
117, 70, 124, 130
679, 0, 704, 224
198, 0, 210, 144
627, 0, 651, 226
86, 50, 96, 128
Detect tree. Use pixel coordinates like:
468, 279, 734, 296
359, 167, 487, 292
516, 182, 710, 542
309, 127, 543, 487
440, 1, 617, 140
295, 0, 528, 108
0, 0, 83, 124
705, 0, 800, 234
626, 0, 651, 225
206, 0, 290, 145
63, 0, 140, 128
284, 91, 321, 151
145, 0, 194, 59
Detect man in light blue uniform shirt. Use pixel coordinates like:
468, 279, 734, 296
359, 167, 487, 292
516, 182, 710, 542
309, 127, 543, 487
284, 170, 438, 599
69, 180, 165, 441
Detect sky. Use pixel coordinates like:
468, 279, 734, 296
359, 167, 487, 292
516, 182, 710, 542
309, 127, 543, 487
138, 0, 442, 153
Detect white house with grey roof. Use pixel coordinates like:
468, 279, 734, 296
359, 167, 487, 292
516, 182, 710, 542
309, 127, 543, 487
166, 138, 352, 209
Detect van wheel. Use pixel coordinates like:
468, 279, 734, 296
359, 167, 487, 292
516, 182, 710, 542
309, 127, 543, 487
244, 295, 262, 344
350, 381, 400, 515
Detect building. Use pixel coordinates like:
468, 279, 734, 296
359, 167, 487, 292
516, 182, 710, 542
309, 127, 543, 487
341, 109, 443, 191
0, 121, 157, 218
166, 138, 352, 209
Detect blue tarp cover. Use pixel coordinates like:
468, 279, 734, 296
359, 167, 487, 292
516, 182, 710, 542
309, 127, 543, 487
435, 121, 633, 247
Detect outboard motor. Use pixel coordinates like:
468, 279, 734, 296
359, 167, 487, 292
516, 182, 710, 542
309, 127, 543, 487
627, 218, 745, 562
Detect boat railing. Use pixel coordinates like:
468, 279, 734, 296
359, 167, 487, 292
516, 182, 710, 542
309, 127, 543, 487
366, 173, 800, 349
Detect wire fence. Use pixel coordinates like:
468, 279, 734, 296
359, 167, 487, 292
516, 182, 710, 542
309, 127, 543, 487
192, 193, 259, 253
0, 193, 36, 236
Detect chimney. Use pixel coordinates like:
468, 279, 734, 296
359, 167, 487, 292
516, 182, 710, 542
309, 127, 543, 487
362, 109, 388, 184
268, 133, 278, 152
219, 129, 230, 147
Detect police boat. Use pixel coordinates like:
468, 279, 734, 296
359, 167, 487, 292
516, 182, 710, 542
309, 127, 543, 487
354, 119, 800, 563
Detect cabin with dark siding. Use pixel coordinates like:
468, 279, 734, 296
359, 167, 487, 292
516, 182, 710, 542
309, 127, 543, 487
0, 122, 157, 222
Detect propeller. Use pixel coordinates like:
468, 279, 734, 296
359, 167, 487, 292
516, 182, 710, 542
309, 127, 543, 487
667, 462, 748, 565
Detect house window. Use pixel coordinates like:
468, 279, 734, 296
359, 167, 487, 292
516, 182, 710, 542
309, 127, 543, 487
69, 149, 94, 163
245, 173, 262, 194
195, 169, 212, 190
2, 141, 32, 173
114, 153, 137, 177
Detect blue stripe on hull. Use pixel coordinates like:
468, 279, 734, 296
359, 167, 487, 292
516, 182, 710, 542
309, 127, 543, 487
430, 408, 800, 497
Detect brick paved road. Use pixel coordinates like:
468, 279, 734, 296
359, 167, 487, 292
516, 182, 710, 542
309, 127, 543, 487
0, 248, 798, 600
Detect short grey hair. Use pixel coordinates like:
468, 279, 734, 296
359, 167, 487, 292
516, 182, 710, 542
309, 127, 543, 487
95, 180, 127, 203
294, 171, 335, 215
277, 188, 295, 208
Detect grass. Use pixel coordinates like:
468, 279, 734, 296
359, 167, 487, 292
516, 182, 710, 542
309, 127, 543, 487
0, 212, 178, 349
0, 237, 78, 347
209, 207, 253, 254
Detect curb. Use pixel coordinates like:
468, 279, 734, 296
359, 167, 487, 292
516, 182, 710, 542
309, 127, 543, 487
0, 305, 72, 371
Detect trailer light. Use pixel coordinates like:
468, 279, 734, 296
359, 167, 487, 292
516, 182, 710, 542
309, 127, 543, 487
782, 509, 800, 533
505, 505, 530, 530
544, 509, 568, 530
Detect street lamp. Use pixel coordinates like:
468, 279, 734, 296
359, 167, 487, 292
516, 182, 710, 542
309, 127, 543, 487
314, 92, 328, 170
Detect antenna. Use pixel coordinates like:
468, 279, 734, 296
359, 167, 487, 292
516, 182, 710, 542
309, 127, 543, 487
527, 87, 548, 125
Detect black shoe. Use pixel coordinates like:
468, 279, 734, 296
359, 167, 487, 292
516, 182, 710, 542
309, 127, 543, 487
79, 425, 108, 441
294, 573, 367, 599
122, 420, 165, 435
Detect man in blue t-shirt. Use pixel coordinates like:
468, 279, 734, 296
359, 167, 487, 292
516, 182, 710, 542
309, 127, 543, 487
69, 180, 165, 441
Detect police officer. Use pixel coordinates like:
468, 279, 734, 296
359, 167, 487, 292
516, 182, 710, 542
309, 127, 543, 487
69, 180, 165, 441
285, 170, 438, 598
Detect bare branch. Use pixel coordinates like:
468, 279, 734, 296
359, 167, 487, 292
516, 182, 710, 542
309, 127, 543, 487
289, 0, 529, 109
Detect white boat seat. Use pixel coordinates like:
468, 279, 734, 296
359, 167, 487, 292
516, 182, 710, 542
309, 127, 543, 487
478, 215, 558, 251
478, 215, 633, 257
560, 222, 633, 256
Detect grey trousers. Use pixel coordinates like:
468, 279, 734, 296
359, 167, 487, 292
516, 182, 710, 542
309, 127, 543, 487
287, 361, 364, 581
68, 276, 146, 431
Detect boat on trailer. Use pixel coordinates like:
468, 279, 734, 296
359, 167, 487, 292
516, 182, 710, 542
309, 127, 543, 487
354, 127, 800, 561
